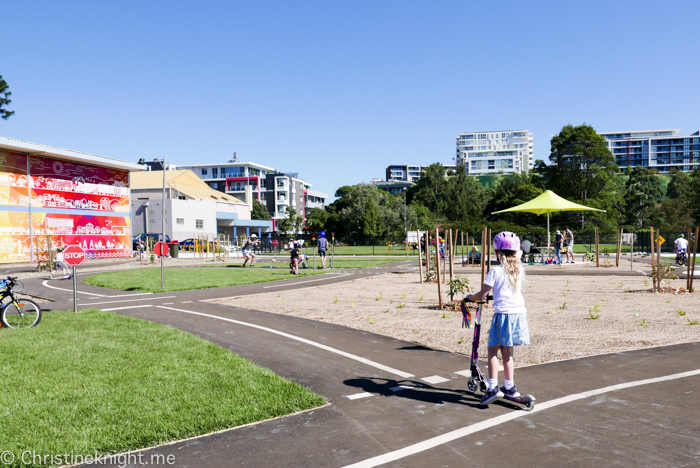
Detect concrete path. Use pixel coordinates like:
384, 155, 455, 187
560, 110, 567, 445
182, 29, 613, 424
19, 262, 700, 467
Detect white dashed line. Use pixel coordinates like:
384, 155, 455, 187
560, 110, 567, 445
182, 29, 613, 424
346, 392, 374, 400
181, 301, 192, 303
389, 385, 413, 392
262, 273, 352, 288
80, 296, 177, 306
161, 302, 174, 305
106, 292, 154, 298
42, 280, 105, 296
453, 370, 471, 378
421, 375, 450, 384
156, 305, 415, 379
102, 305, 153, 311
342, 368, 700, 468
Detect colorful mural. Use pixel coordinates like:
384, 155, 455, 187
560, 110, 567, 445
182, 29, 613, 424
0, 150, 132, 263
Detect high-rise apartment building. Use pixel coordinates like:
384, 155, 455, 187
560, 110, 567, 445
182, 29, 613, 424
599, 129, 700, 173
456, 130, 533, 175
174, 156, 327, 230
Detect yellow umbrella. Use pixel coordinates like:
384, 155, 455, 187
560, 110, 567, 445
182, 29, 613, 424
492, 190, 605, 257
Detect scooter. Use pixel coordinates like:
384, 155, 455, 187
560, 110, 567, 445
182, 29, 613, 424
460, 296, 536, 411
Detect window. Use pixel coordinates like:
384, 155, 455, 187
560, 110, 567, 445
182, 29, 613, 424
277, 179, 286, 188
196, 219, 204, 229
176, 218, 184, 225
212, 168, 218, 177
149, 219, 155, 224
149, 210, 155, 215
201, 168, 208, 176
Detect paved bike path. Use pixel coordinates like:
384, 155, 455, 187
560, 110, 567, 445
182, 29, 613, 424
23, 262, 700, 467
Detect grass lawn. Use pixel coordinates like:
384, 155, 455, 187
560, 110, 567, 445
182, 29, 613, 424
0, 310, 325, 467
85, 258, 404, 293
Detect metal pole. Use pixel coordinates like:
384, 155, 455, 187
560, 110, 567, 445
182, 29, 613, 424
72, 266, 78, 313
331, 234, 335, 269
630, 234, 634, 272
435, 226, 443, 310
404, 190, 408, 259
418, 232, 424, 284
161, 156, 166, 292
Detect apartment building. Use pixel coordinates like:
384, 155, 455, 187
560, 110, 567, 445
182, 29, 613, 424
599, 129, 700, 173
456, 130, 533, 175
175, 156, 328, 230
384, 164, 457, 182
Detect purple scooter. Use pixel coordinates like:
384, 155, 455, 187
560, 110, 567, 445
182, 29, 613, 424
461, 296, 535, 411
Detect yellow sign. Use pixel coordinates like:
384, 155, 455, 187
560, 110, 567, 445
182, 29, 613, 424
658, 235, 665, 246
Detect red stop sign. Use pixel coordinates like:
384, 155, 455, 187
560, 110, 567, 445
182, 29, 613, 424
272, 240, 278, 246
154, 241, 170, 257
63, 245, 86, 266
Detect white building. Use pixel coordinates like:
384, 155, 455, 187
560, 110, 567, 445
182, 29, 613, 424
456, 130, 533, 175
599, 129, 700, 173
174, 155, 328, 231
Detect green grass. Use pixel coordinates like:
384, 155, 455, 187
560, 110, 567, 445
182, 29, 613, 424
0, 310, 325, 467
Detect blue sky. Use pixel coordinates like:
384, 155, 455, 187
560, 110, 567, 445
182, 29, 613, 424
3, 1, 699, 199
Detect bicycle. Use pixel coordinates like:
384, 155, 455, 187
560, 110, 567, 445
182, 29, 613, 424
677, 250, 687, 266
581, 245, 596, 263
1, 276, 42, 329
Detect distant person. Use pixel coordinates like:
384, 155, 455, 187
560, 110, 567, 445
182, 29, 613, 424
52, 247, 71, 279
554, 230, 563, 264
241, 234, 260, 267
290, 241, 300, 275
469, 246, 481, 265
317, 232, 329, 269
564, 226, 575, 264
675, 234, 689, 265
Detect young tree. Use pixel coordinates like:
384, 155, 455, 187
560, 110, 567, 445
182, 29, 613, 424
0, 75, 14, 120
251, 200, 271, 220
624, 167, 664, 229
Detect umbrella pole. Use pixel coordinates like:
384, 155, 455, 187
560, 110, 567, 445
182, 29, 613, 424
545, 213, 550, 264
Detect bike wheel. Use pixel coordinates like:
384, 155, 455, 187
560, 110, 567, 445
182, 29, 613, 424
2, 299, 42, 328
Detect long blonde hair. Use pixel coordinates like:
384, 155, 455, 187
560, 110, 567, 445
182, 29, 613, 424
499, 251, 523, 292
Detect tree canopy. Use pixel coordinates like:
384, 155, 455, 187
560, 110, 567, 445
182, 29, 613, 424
251, 200, 271, 220
0, 75, 14, 120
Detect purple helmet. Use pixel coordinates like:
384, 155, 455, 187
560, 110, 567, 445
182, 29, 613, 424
493, 231, 520, 252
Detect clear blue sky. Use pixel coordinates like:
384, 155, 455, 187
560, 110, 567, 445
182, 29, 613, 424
3, 1, 699, 199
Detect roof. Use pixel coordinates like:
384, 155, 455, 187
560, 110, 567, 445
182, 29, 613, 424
130, 169, 246, 204
0, 136, 144, 171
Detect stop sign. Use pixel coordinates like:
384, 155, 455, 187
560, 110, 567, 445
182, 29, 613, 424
154, 241, 170, 257
63, 245, 86, 266
272, 240, 278, 246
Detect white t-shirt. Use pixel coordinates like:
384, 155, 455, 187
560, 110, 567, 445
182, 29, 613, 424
483, 265, 527, 315
675, 238, 688, 250
55, 251, 64, 262
521, 240, 532, 254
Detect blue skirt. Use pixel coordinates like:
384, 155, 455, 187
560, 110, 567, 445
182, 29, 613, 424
488, 313, 530, 347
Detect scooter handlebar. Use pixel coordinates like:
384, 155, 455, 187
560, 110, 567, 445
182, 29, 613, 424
464, 295, 493, 303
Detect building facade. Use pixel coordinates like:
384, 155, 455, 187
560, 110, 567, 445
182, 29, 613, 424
130, 169, 272, 241
456, 130, 533, 175
384, 165, 457, 183
174, 158, 328, 229
599, 129, 700, 173
371, 179, 414, 196
0, 136, 143, 263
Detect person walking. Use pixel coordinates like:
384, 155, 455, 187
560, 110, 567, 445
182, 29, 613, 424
467, 232, 529, 405
290, 241, 300, 275
564, 226, 575, 264
317, 231, 329, 269
52, 247, 72, 279
554, 229, 563, 264
241, 234, 260, 267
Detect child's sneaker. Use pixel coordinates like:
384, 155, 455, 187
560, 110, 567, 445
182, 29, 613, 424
500, 385, 521, 398
480, 386, 503, 405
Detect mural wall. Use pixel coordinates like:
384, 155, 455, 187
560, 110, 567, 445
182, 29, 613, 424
0, 150, 131, 263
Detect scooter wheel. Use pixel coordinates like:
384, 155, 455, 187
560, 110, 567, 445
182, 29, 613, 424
467, 379, 478, 393
521, 395, 535, 412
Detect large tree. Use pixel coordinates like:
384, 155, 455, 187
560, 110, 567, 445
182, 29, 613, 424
0, 75, 14, 120
251, 200, 271, 220
624, 166, 664, 229
486, 172, 544, 227
660, 170, 694, 230
690, 167, 700, 225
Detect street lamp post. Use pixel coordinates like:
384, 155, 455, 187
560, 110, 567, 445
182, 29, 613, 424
404, 188, 408, 258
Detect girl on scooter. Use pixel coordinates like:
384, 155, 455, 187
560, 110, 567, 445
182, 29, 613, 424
466, 231, 529, 405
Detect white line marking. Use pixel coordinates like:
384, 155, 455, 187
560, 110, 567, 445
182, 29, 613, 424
389, 385, 413, 392
106, 292, 154, 297
421, 375, 450, 384
42, 280, 106, 296
161, 302, 174, 305
453, 370, 471, 378
262, 273, 352, 288
80, 296, 177, 306
181, 301, 192, 303
346, 392, 374, 400
343, 368, 700, 468
102, 305, 154, 311
156, 306, 414, 378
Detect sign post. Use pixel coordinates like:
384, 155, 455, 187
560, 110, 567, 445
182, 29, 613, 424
154, 241, 170, 291
63, 245, 86, 313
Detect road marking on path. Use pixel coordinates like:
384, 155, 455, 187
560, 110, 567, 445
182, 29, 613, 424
342, 368, 700, 468
453, 370, 471, 378
390, 385, 413, 392
41, 280, 106, 296
181, 301, 192, 303
80, 296, 177, 306
106, 292, 154, 298
156, 305, 414, 379
421, 375, 450, 384
102, 305, 154, 311
346, 392, 374, 400
262, 273, 353, 288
